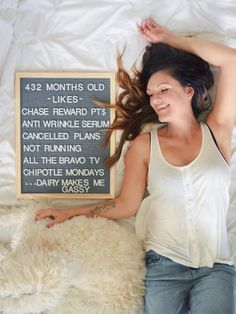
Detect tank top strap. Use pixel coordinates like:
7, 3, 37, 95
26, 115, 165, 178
147, 126, 161, 192
149, 126, 159, 168
202, 122, 229, 165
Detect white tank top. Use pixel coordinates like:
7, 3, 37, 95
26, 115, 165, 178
135, 122, 234, 268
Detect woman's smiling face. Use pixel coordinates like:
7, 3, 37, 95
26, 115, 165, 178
146, 70, 194, 122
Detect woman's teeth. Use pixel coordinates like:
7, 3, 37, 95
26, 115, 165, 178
157, 104, 170, 112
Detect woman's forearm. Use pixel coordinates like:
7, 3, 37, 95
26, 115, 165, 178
66, 197, 136, 220
167, 35, 236, 67
35, 197, 136, 228
140, 18, 236, 67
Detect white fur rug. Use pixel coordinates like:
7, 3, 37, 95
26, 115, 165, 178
0, 206, 145, 314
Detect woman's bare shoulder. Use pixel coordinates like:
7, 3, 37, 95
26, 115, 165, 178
133, 132, 150, 146
127, 132, 150, 164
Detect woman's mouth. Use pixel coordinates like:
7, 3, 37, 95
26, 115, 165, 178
157, 104, 170, 113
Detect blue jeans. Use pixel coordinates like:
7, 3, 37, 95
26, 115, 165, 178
144, 250, 235, 314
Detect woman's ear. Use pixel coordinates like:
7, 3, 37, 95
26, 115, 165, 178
185, 85, 194, 99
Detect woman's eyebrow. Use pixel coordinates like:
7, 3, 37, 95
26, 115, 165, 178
147, 82, 169, 91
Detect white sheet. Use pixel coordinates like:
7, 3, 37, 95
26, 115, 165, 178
0, 0, 236, 311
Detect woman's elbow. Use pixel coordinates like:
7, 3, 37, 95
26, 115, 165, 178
115, 196, 141, 219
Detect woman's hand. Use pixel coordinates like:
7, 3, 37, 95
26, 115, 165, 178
35, 208, 71, 228
139, 18, 174, 44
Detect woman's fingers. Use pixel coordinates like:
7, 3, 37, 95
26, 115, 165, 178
46, 219, 57, 228
138, 24, 149, 39
139, 18, 174, 44
35, 210, 49, 221
45, 214, 67, 228
35, 209, 68, 228
35, 209, 56, 221
35, 209, 57, 228
141, 19, 149, 31
147, 18, 157, 29
141, 18, 157, 31
139, 18, 162, 43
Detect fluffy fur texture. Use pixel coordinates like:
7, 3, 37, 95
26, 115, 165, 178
0, 206, 145, 314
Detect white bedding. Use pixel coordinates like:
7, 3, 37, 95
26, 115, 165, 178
0, 0, 236, 313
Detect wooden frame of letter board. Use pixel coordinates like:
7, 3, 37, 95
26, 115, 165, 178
15, 72, 115, 199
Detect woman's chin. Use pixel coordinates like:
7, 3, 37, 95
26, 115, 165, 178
158, 115, 169, 123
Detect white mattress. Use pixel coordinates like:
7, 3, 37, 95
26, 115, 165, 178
0, 0, 235, 307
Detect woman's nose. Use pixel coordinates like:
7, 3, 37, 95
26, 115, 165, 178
152, 95, 162, 105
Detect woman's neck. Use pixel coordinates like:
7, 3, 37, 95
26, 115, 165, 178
160, 119, 201, 141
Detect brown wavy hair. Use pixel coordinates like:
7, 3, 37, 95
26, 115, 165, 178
101, 43, 214, 168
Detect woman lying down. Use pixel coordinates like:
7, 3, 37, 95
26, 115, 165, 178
36, 18, 236, 314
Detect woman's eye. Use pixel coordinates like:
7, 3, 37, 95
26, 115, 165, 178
161, 88, 168, 93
